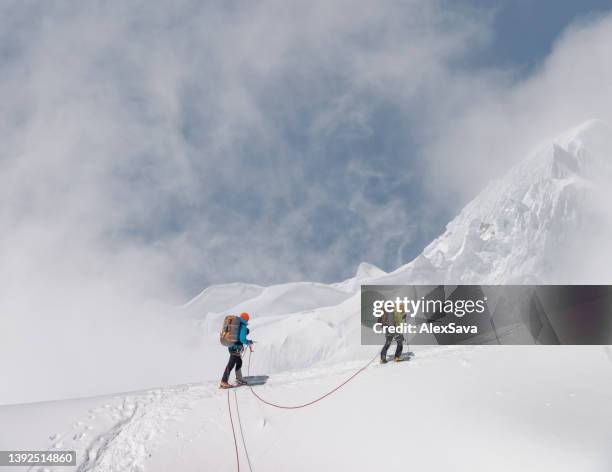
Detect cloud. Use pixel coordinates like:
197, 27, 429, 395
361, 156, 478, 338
3, 1, 612, 402
0, 0, 495, 301
423, 10, 612, 202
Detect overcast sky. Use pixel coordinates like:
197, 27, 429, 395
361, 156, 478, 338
1, 0, 612, 305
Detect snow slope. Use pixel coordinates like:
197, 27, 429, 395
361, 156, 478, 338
3, 346, 611, 472
2, 120, 612, 471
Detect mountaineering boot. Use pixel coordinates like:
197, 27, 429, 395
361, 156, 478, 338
235, 369, 248, 386
219, 380, 233, 389
380, 357, 388, 364
394, 356, 402, 362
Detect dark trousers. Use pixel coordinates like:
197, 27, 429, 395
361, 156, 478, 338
381, 333, 404, 360
222, 351, 243, 383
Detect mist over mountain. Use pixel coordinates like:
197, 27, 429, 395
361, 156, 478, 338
6, 121, 610, 405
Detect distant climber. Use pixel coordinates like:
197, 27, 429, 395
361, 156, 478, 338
219, 312, 254, 388
380, 307, 405, 363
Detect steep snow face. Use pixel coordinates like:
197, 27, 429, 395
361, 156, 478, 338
380, 119, 612, 285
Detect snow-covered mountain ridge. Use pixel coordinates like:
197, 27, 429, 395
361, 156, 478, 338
183, 119, 612, 319
378, 119, 612, 285
179, 119, 612, 376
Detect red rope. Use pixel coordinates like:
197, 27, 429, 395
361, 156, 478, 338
227, 348, 378, 471
233, 390, 254, 472
227, 390, 240, 472
246, 349, 378, 409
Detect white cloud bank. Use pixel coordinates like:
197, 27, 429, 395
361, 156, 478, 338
426, 11, 612, 197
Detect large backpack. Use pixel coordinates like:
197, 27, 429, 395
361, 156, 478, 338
220, 315, 241, 346
381, 310, 403, 327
